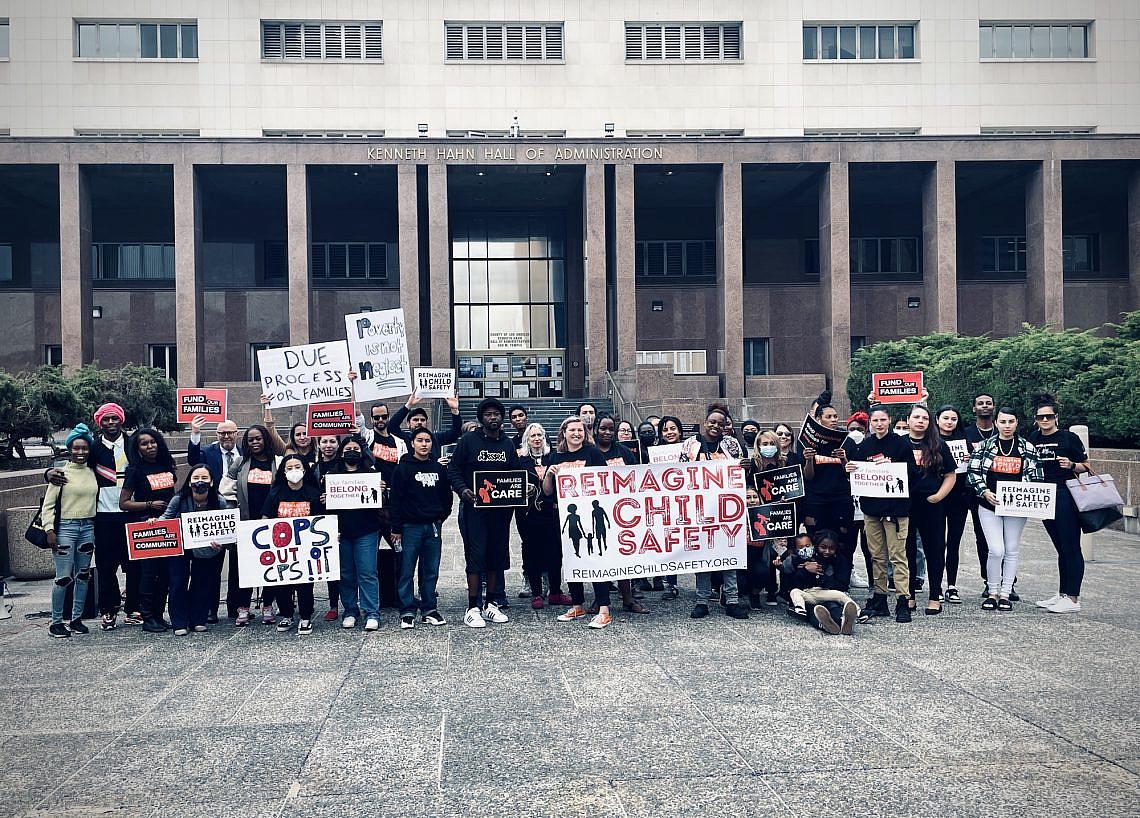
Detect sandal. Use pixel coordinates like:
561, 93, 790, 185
981, 596, 998, 611
997, 597, 1013, 612
622, 601, 650, 614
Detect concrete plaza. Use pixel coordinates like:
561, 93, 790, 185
2, 520, 1138, 818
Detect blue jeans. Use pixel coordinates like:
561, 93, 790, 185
52, 518, 95, 624
168, 551, 223, 630
339, 530, 380, 619
398, 522, 442, 614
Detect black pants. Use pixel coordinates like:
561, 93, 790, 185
1043, 486, 1084, 597
737, 546, 773, 598
521, 510, 563, 596
327, 580, 340, 609
805, 497, 857, 576
943, 491, 969, 587
206, 546, 225, 618
276, 584, 315, 620
138, 555, 170, 620
569, 582, 611, 607
908, 498, 948, 601
94, 513, 140, 616
225, 542, 253, 614
969, 497, 990, 582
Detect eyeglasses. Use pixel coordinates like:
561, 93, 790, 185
217, 431, 236, 437
1035, 413, 1056, 420
775, 432, 792, 438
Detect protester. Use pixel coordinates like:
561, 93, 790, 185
576, 402, 597, 433
161, 466, 228, 635
617, 420, 636, 444
315, 430, 342, 620
508, 405, 529, 450
42, 424, 99, 638
285, 422, 316, 463
261, 454, 323, 634
903, 404, 957, 615
802, 402, 858, 580
742, 430, 801, 608
1027, 394, 1090, 614
187, 415, 241, 622
358, 400, 409, 468
966, 407, 1044, 611
782, 531, 859, 635
653, 415, 687, 599
635, 421, 657, 465
773, 423, 796, 458
739, 419, 761, 450
594, 414, 650, 614
516, 423, 572, 609
965, 393, 1003, 597
323, 435, 383, 630
934, 404, 970, 603
389, 392, 464, 457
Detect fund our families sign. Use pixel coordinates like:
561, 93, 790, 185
324, 473, 384, 509
554, 461, 747, 581
236, 515, 340, 588
871, 371, 924, 404
259, 341, 354, 409
176, 388, 228, 424
413, 368, 456, 399
345, 309, 412, 402
849, 462, 910, 498
995, 481, 1057, 519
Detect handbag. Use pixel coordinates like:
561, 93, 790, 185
1078, 506, 1123, 534
24, 485, 63, 549
1065, 469, 1124, 512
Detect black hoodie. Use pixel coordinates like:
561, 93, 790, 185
390, 453, 454, 531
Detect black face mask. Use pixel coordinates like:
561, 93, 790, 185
342, 450, 363, 465
190, 481, 210, 493
743, 430, 758, 445
638, 431, 656, 443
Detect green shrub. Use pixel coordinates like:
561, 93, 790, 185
71, 363, 178, 431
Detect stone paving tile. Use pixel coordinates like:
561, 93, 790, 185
0, 678, 173, 735
609, 774, 791, 817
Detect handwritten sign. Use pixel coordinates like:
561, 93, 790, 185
259, 341, 353, 409
345, 308, 412, 402
177, 388, 228, 424
413, 368, 456, 399
126, 519, 183, 560
849, 462, 910, 499
180, 508, 240, 550
236, 514, 340, 588
872, 371, 923, 404
307, 401, 356, 436
324, 472, 384, 509
995, 481, 1056, 520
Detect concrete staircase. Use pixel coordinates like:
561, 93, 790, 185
458, 397, 616, 437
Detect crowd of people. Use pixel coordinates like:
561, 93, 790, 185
23, 381, 1091, 639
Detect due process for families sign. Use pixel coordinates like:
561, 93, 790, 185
125, 519, 183, 560
754, 464, 805, 503
473, 471, 528, 508
554, 461, 747, 581
871, 372, 924, 404
176, 388, 228, 424
996, 481, 1057, 520
236, 515, 340, 588
345, 308, 412, 402
259, 341, 354, 410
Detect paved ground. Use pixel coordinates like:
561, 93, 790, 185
2, 519, 1138, 818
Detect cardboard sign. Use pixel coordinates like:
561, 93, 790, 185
748, 502, 797, 544
177, 388, 228, 424
259, 341, 354, 409
345, 308, 412, 402
307, 401, 356, 436
555, 461, 747, 580
849, 462, 910, 498
324, 472, 384, 509
872, 371, 924, 404
947, 439, 970, 474
798, 414, 848, 456
126, 519, 183, 560
995, 481, 1056, 520
647, 442, 685, 463
236, 514, 340, 588
413, 367, 456, 399
180, 508, 240, 550
754, 464, 805, 503
473, 471, 528, 508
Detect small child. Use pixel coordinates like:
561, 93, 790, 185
782, 530, 859, 635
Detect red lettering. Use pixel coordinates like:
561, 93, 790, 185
612, 497, 641, 527
718, 493, 745, 521
556, 473, 579, 498
644, 496, 671, 527
617, 528, 637, 555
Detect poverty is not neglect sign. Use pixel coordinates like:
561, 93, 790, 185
235, 515, 340, 588
871, 371, 924, 404
995, 481, 1057, 520
176, 388, 228, 424
259, 341, 354, 409
345, 309, 412, 402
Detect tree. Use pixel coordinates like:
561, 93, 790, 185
71, 363, 178, 431
0, 367, 83, 461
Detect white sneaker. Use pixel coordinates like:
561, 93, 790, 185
0, 601, 12, 620
342, 615, 357, 629
1046, 596, 1081, 614
482, 602, 509, 624
364, 617, 379, 631
464, 607, 486, 628
1035, 594, 1063, 609
849, 571, 870, 589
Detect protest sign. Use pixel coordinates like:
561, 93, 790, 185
995, 481, 1057, 520
177, 388, 228, 424
947, 439, 970, 474
474, 471, 528, 508
324, 472, 384, 509
555, 460, 747, 581
748, 502, 797, 544
307, 401, 356, 436
753, 464, 805, 503
259, 341, 353, 409
872, 371, 924, 404
236, 514, 340, 588
345, 308, 412, 402
798, 414, 848, 457
126, 520, 183, 560
413, 367, 456, 399
647, 442, 685, 464
849, 462, 910, 498
180, 509, 240, 550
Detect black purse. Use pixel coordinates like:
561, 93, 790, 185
25, 485, 63, 549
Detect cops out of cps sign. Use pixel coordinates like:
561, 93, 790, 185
996, 482, 1057, 520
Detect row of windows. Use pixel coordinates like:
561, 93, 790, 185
635, 240, 716, 277
636, 349, 709, 375
624, 24, 741, 61
76, 21, 197, 59
803, 24, 916, 61
310, 242, 388, 280
979, 23, 1089, 60
261, 21, 383, 60
444, 23, 562, 61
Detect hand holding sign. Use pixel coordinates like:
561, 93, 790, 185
413, 368, 457, 399
871, 372, 924, 405
259, 342, 354, 409
177, 388, 228, 424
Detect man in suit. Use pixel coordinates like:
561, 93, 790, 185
186, 415, 241, 620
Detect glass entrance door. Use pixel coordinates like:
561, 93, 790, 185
457, 352, 564, 399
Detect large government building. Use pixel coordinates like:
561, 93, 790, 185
1, 1, 1139, 418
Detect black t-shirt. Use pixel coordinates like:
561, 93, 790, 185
370, 433, 403, 482
906, 437, 957, 499
245, 458, 275, 520
965, 422, 998, 452
1027, 429, 1087, 484
262, 482, 324, 519
981, 438, 1024, 511
123, 460, 178, 515
940, 430, 970, 497
805, 438, 857, 502
542, 446, 607, 509
853, 433, 911, 518
598, 442, 638, 467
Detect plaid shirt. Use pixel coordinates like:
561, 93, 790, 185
966, 435, 1045, 498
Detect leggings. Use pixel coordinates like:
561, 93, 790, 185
569, 582, 611, 607
943, 491, 969, 587
908, 497, 948, 601
976, 508, 1026, 597
1042, 486, 1084, 597
970, 499, 991, 583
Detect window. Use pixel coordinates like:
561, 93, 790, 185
744, 338, 770, 377
804, 23, 916, 60
445, 129, 566, 138
635, 240, 715, 278
263, 130, 385, 138
636, 350, 708, 375
805, 128, 920, 136
75, 21, 197, 59
979, 22, 1090, 58
250, 343, 283, 381
1063, 235, 1099, 275
311, 242, 388, 280
625, 23, 742, 61
626, 129, 743, 138
261, 21, 382, 60
980, 126, 1095, 135
263, 241, 287, 283
148, 344, 177, 379
92, 243, 175, 280
0, 19, 9, 59
849, 237, 921, 280
979, 236, 1027, 275
44, 345, 63, 367
0, 244, 11, 281
76, 129, 200, 137
851, 336, 867, 355
446, 22, 563, 61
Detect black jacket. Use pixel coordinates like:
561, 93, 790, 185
390, 454, 454, 531
446, 427, 523, 497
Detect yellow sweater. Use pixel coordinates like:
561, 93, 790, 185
42, 462, 99, 528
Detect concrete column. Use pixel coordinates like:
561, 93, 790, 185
173, 162, 204, 386
1129, 165, 1140, 312
286, 163, 311, 345
427, 164, 451, 367
717, 162, 745, 400
613, 164, 637, 370
59, 163, 93, 373
397, 165, 421, 366
584, 163, 608, 393
1025, 159, 1064, 328
922, 160, 957, 333
819, 162, 851, 414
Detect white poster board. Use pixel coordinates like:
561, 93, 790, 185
324, 472, 384, 509
947, 439, 971, 474
849, 462, 910, 498
236, 515, 340, 588
345, 309, 412, 402
180, 508, 240, 550
647, 442, 685, 464
995, 481, 1057, 519
413, 367, 456, 399
258, 341, 353, 409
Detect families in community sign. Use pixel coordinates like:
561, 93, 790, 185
125, 520, 183, 560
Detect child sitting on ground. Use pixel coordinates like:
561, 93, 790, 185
782, 530, 860, 635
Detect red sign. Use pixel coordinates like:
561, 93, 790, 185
125, 519, 183, 560
177, 388, 228, 424
871, 371, 924, 405
307, 401, 357, 436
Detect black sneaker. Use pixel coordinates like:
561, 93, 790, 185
69, 619, 89, 635
651, 577, 664, 591
861, 594, 888, 618
945, 587, 962, 604
690, 603, 709, 619
635, 578, 653, 592
399, 614, 415, 630
49, 622, 71, 638
814, 605, 841, 634
517, 583, 533, 599
726, 603, 749, 620
914, 577, 925, 591
764, 592, 779, 607
895, 595, 912, 623
1008, 590, 1020, 602
422, 610, 447, 626
749, 594, 764, 610
142, 618, 169, 633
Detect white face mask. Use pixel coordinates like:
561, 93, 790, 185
847, 430, 865, 445
284, 468, 305, 484
797, 546, 814, 560
758, 445, 779, 458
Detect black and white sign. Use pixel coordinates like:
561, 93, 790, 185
748, 502, 797, 543
995, 481, 1057, 519
180, 508, 240, 550
753, 464, 805, 503
473, 470, 528, 508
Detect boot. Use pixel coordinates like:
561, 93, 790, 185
862, 593, 888, 618
895, 595, 912, 623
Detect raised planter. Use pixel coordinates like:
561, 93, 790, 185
5, 506, 53, 580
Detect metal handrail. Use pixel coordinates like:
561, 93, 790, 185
605, 369, 642, 424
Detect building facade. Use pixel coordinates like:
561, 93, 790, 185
1, 1, 1139, 417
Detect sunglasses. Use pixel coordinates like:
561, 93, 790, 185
1035, 413, 1056, 420
776, 432, 792, 438
372, 414, 388, 421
